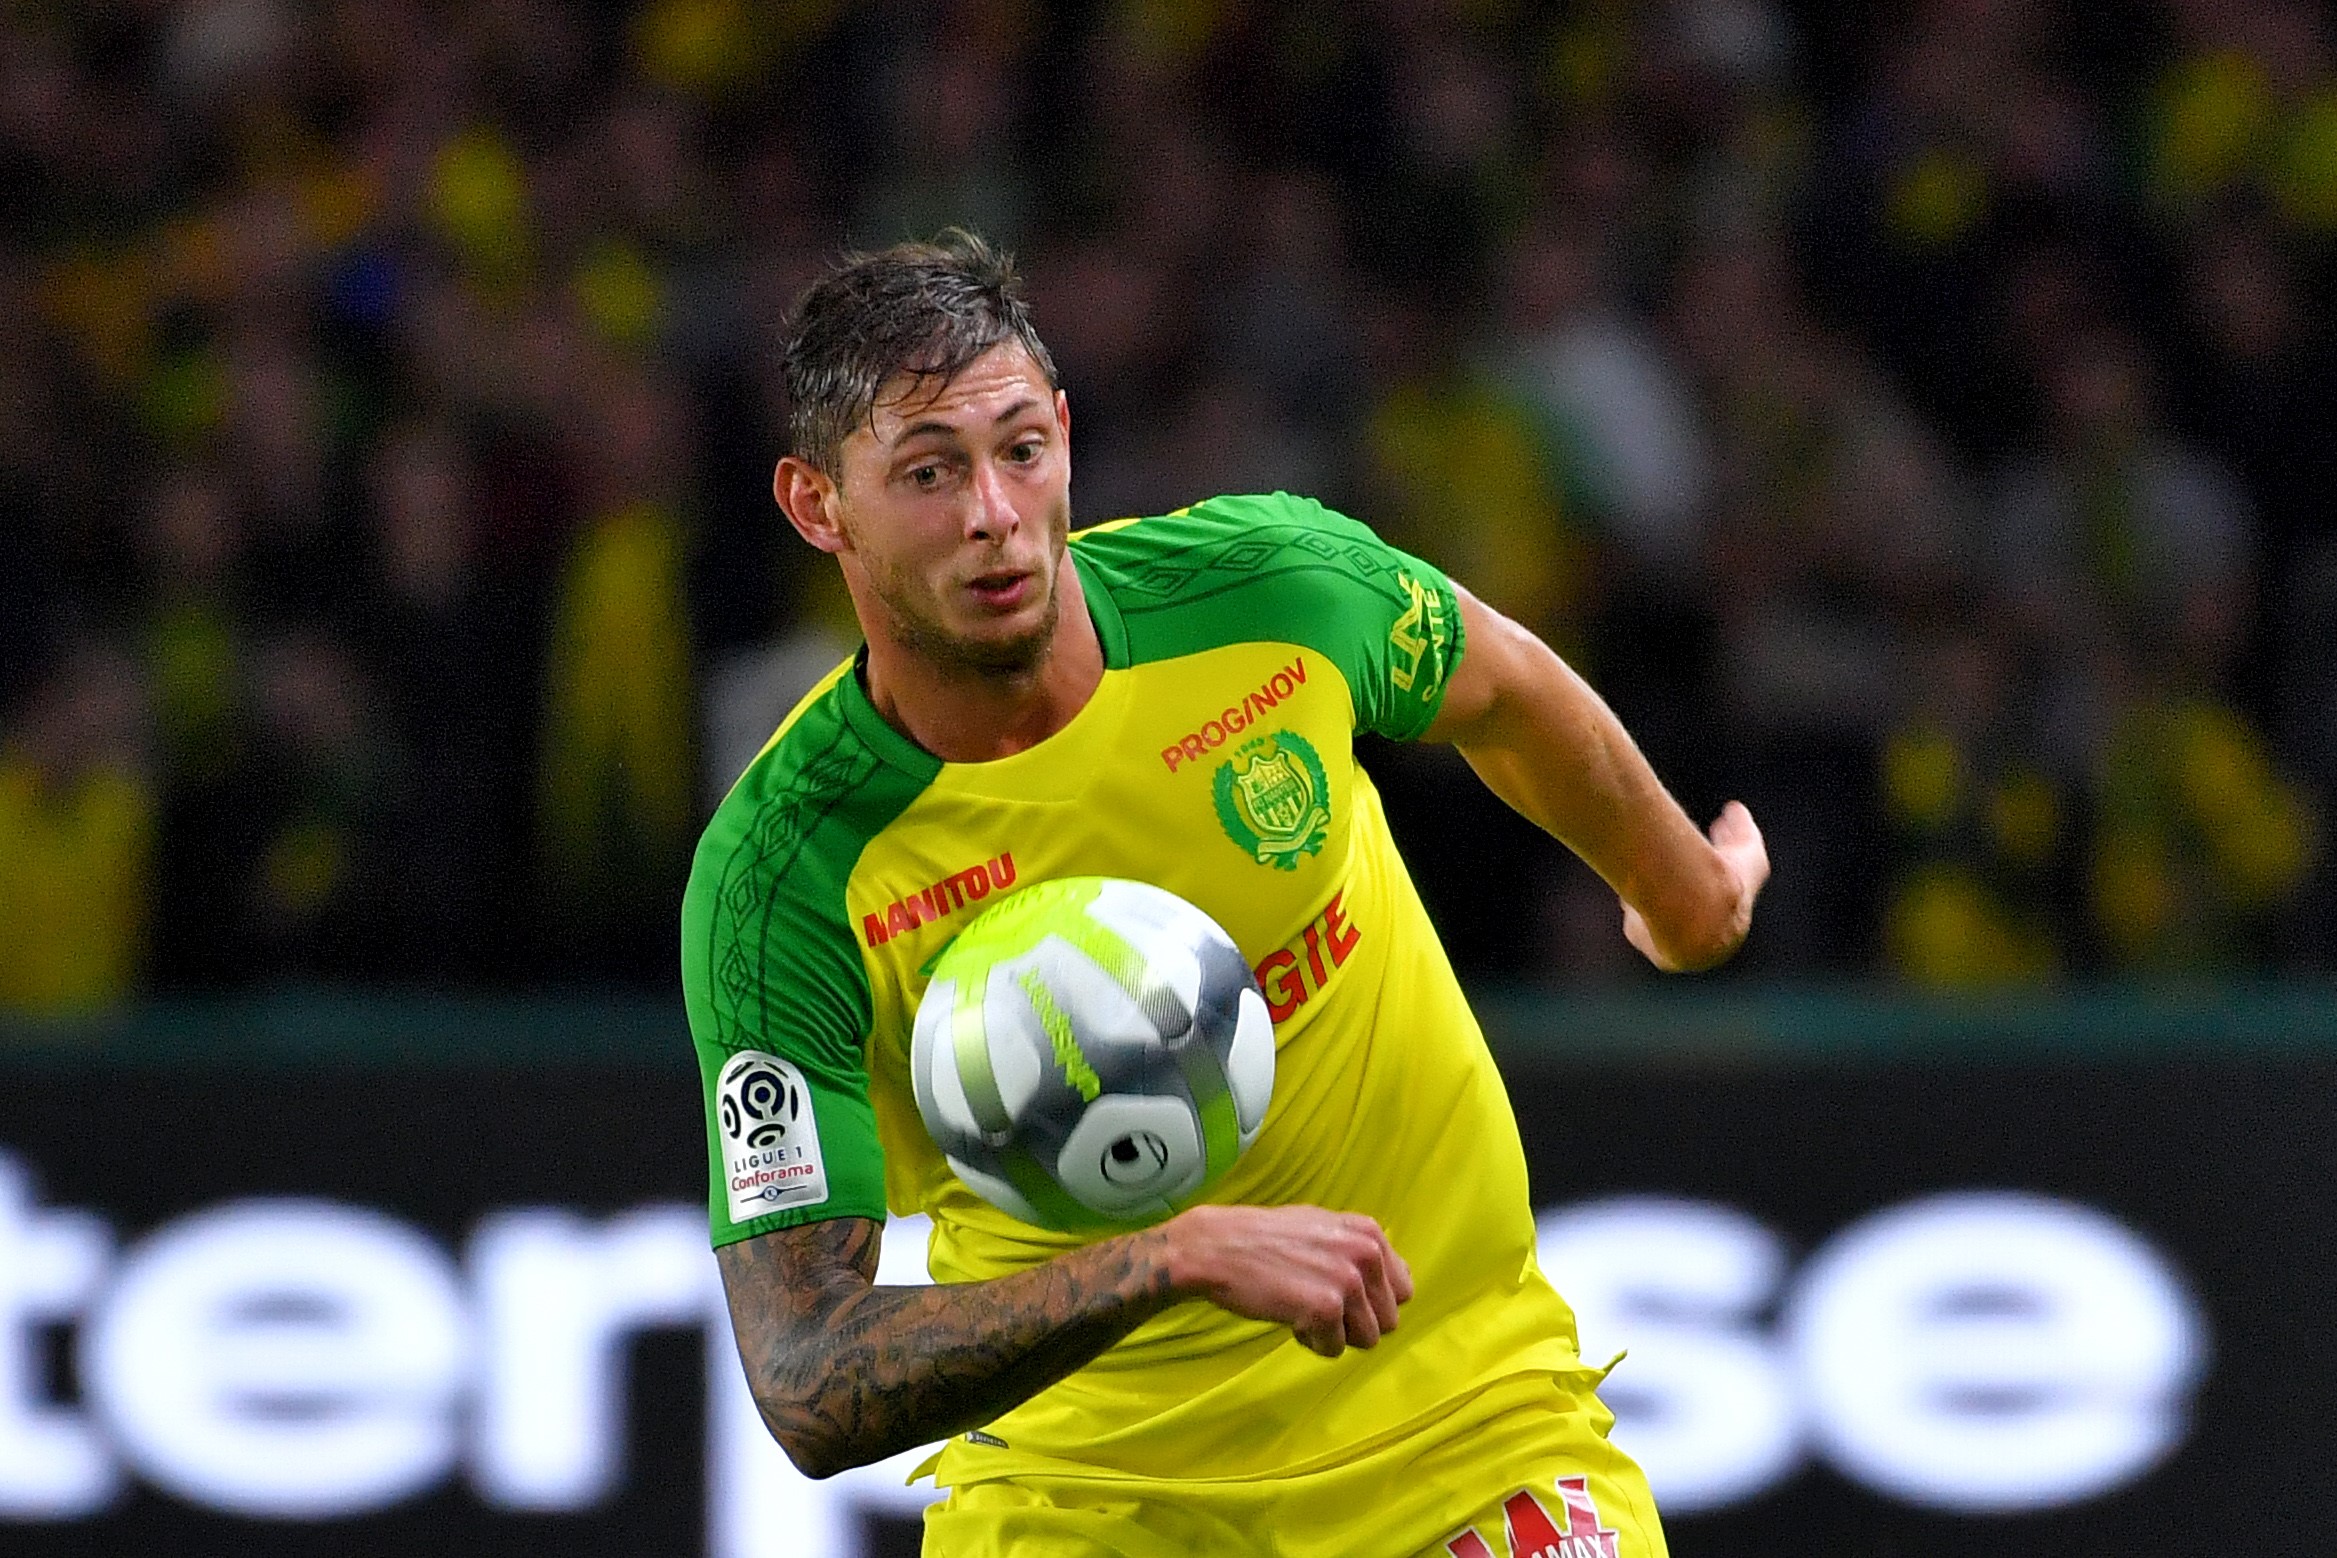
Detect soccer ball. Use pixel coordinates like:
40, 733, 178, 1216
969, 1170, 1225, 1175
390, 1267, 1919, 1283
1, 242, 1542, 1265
910, 876, 1275, 1230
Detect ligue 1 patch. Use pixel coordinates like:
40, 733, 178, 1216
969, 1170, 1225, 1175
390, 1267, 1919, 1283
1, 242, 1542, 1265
717, 1051, 829, 1223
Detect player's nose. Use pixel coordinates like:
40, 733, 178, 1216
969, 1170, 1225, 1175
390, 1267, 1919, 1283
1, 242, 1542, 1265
964, 458, 1020, 543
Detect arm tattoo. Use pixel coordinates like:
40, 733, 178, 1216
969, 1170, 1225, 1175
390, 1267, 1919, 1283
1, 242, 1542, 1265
716, 1218, 1180, 1477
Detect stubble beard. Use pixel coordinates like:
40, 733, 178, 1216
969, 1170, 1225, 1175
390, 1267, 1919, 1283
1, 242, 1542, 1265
845, 488, 1075, 679
895, 573, 1061, 675
862, 542, 1062, 677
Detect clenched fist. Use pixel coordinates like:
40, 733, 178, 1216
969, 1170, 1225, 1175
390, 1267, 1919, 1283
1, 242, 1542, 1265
1158, 1204, 1414, 1357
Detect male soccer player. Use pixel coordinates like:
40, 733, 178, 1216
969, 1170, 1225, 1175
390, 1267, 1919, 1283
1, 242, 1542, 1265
683, 231, 1767, 1557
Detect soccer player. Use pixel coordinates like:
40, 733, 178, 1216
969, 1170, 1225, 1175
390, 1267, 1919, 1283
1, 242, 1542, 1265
683, 231, 1767, 1558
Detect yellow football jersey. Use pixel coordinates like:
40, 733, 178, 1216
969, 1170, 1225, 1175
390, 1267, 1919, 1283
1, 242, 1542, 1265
682, 493, 1604, 1548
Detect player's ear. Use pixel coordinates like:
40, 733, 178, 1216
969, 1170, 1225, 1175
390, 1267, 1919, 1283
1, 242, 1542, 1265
776, 455, 849, 555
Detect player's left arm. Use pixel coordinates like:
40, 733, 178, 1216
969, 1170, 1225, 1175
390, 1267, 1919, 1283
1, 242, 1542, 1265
1421, 584, 1769, 972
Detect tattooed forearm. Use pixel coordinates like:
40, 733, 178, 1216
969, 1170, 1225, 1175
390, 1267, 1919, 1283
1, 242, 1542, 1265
716, 1218, 1182, 1478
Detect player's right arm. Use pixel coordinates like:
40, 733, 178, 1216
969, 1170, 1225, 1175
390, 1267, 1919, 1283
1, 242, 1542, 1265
716, 1204, 1409, 1479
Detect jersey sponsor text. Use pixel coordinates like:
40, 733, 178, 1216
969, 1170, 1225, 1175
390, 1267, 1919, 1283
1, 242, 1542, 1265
861, 852, 1018, 947
1253, 888, 1361, 1021
1160, 656, 1309, 772
1446, 1479, 1621, 1558
1389, 570, 1453, 700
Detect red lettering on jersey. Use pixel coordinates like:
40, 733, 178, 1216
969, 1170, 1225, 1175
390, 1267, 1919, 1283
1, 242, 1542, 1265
1323, 891, 1360, 964
1256, 950, 1304, 1021
1502, 1480, 1619, 1558
860, 852, 1020, 947
1250, 889, 1363, 1021
1552, 1478, 1618, 1552
1445, 1532, 1494, 1558
1160, 658, 1312, 771
1503, 1490, 1568, 1557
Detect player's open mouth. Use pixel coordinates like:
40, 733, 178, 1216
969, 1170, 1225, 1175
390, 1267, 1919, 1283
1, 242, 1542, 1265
966, 570, 1034, 610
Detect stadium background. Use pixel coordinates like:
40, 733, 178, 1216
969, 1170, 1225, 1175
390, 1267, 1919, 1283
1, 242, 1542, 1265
1, 0, 2331, 1553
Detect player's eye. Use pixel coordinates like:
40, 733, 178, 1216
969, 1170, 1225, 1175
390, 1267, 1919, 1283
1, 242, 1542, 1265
1006, 437, 1043, 464
908, 463, 945, 490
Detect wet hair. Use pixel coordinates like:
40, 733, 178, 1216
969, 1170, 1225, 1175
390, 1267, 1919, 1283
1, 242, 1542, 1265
781, 228, 1059, 475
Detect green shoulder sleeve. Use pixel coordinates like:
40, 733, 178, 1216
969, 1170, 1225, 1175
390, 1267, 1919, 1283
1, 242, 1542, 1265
1074, 492, 1467, 740
679, 683, 930, 1246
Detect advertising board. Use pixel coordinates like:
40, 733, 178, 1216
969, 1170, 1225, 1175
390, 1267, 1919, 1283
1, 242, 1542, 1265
1, 995, 2326, 1555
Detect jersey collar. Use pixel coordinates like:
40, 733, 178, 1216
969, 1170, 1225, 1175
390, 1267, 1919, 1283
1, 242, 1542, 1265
838, 542, 1129, 783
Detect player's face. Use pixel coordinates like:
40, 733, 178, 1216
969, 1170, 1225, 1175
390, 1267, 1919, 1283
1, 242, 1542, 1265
829, 343, 1073, 674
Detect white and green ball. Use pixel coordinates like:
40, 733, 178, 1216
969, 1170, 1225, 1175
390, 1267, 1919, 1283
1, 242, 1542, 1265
910, 876, 1275, 1230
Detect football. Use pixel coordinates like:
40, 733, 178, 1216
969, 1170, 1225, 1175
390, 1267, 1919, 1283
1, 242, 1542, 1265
910, 876, 1276, 1230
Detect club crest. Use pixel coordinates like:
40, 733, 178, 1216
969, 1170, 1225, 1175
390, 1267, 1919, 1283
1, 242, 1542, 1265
1212, 731, 1331, 869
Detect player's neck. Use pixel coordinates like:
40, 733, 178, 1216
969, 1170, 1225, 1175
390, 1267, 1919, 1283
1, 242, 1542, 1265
860, 562, 1105, 764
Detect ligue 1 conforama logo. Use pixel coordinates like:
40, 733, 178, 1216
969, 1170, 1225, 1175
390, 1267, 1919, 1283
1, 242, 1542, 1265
720, 1059, 801, 1149
717, 1051, 830, 1221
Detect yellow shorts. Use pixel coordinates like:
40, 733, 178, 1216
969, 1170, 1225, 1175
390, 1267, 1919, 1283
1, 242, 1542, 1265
919, 1370, 1666, 1558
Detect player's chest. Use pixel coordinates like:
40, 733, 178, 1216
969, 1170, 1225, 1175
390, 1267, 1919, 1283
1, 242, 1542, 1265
848, 645, 1356, 996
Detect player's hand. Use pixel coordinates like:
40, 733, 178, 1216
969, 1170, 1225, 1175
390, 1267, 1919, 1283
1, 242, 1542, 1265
1623, 800, 1769, 971
1158, 1204, 1413, 1358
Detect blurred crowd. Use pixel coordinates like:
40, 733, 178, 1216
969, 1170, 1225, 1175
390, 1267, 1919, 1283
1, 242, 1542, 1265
3, 0, 2333, 1014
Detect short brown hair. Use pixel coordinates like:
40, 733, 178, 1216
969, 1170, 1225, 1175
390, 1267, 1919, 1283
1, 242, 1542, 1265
781, 229, 1059, 474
